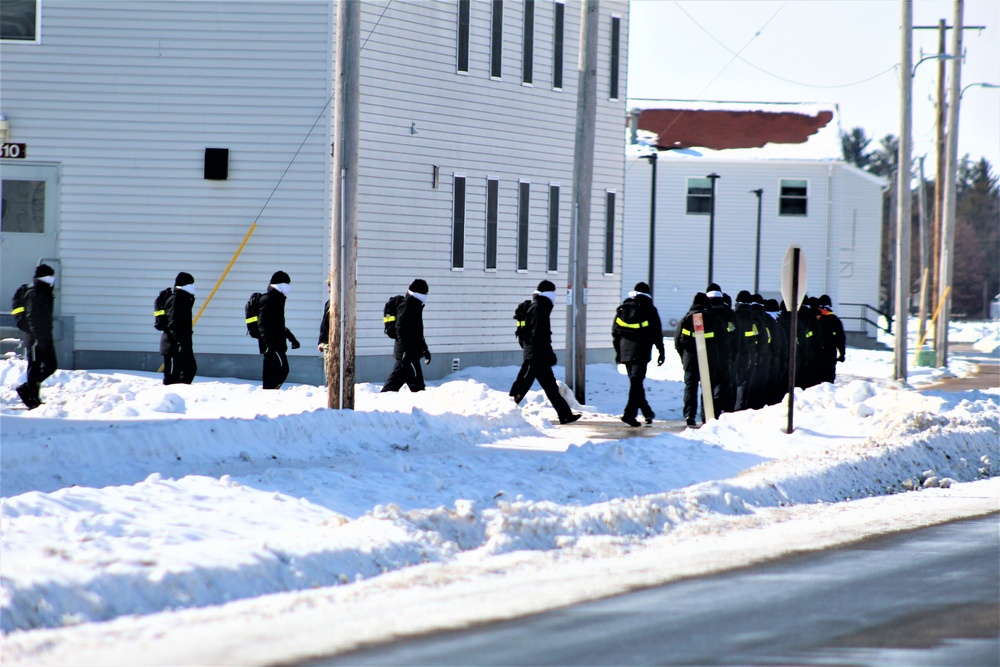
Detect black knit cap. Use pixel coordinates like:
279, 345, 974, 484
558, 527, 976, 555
270, 271, 290, 285
536, 280, 556, 292
408, 278, 428, 295
818, 294, 832, 307
634, 282, 651, 293
736, 289, 752, 303
706, 282, 722, 293
34, 264, 55, 279
175, 272, 194, 287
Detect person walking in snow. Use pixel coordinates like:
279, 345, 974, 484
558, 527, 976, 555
381, 279, 431, 393
258, 270, 300, 390
509, 280, 581, 425
612, 281, 664, 427
160, 272, 197, 385
675, 292, 727, 426
15, 264, 58, 409
814, 294, 846, 384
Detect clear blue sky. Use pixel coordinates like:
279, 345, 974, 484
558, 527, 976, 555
627, 0, 1000, 177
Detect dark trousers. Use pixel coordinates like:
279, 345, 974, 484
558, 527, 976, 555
509, 359, 572, 420
381, 356, 425, 393
20, 344, 57, 403
682, 360, 700, 422
623, 361, 653, 421
262, 348, 289, 390
163, 349, 197, 385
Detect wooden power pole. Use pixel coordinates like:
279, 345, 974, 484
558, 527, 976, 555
566, 0, 598, 405
894, 0, 913, 382
328, 0, 360, 409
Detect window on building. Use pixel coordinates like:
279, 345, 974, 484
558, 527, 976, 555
452, 176, 466, 269
552, 2, 564, 90
491, 0, 504, 79
779, 179, 808, 216
1, 180, 45, 233
1, 0, 38, 42
517, 182, 530, 271
609, 16, 620, 100
547, 185, 559, 272
522, 0, 534, 84
457, 0, 470, 73
486, 178, 499, 270
604, 191, 615, 274
686, 177, 712, 215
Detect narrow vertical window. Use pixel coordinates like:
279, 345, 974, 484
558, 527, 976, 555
452, 176, 466, 269
522, 0, 534, 84
517, 182, 530, 271
552, 2, 564, 89
486, 178, 499, 270
604, 191, 615, 274
547, 185, 560, 271
609, 16, 621, 100
457, 0, 470, 73
491, 0, 504, 79
686, 177, 712, 215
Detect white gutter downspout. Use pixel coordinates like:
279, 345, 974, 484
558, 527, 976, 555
825, 164, 833, 294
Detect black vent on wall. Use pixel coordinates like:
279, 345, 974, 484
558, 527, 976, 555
204, 148, 229, 180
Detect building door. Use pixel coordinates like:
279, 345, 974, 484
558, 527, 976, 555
1, 163, 60, 310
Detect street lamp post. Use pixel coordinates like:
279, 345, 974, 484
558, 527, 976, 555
751, 188, 763, 294
706, 173, 720, 286
641, 152, 658, 295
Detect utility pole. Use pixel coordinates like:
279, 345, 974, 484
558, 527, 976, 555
936, 0, 965, 368
566, 0, 598, 404
894, 0, 913, 383
328, 0, 360, 409
914, 17, 984, 335
916, 155, 930, 348
751, 188, 763, 294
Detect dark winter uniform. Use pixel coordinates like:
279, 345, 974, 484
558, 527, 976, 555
814, 295, 846, 384
764, 299, 788, 406
705, 284, 735, 414
16, 264, 58, 409
796, 298, 821, 389
381, 279, 430, 393
509, 280, 580, 424
258, 271, 300, 390
160, 272, 197, 385
674, 292, 726, 425
731, 292, 763, 412
612, 282, 664, 426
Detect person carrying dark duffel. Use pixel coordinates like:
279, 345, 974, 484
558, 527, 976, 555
612, 282, 664, 427
258, 270, 300, 390
509, 280, 581, 425
161, 271, 197, 385
16, 264, 58, 409
381, 279, 431, 393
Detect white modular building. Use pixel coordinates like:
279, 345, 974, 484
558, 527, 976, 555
623, 101, 887, 342
0, 0, 629, 383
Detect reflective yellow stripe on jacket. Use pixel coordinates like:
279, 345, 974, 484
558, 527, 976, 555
246, 316, 259, 325
383, 315, 396, 324
616, 317, 649, 329
12, 307, 25, 316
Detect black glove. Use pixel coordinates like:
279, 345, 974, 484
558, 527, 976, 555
290, 338, 301, 350
838, 353, 845, 362
657, 352, 665, 366
422, 349, 431, 365
615, 355, 621, 365
549, 352, 558, 367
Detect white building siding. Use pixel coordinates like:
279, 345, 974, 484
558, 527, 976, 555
355, 0, 627, 357
627, 156, 883, 329
1, 1, 334, 355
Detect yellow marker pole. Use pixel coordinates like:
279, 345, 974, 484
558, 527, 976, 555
157, 223, 257, 372
915, 284, 951, 353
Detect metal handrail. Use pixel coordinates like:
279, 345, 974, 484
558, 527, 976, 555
840, 302, 893, 335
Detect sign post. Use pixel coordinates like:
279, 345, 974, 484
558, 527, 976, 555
692, 312, 715, 422
780, 245, 807, 434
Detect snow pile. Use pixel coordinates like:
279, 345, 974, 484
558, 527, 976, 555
1, 341, 998, 646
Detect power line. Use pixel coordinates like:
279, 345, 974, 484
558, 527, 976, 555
673, 0, 898, 90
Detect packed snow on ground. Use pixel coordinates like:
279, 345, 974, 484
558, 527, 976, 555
1, 321, 998, 665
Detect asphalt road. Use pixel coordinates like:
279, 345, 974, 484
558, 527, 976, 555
306, 516, 999, 666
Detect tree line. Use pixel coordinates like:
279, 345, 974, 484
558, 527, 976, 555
840, 127, 998, 319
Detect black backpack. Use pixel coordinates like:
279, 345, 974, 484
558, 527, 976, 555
613, 299, 649, 341
245, 292, 263, 338
513, 299, 532, 348
11, 284, 31, 332
153, 288, 172, 331
383, 295, 405, 339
